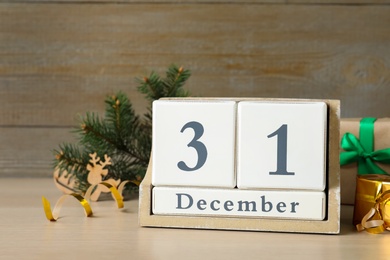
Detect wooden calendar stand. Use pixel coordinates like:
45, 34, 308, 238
139, 98, 340, 234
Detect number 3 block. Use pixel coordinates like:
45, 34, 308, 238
152, 100, 237, 188
236, 101, 327, 190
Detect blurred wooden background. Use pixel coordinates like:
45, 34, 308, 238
0, 0, 389, 177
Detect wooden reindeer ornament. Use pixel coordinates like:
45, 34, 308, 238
86, 153, 120, 201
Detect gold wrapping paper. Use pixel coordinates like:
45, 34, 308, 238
340, 118, 390, 205
354, 175, 390, 229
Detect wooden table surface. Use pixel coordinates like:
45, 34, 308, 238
0, 178, 388, 260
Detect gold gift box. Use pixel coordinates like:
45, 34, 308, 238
353, 174, 390, 226
340, 118, 390, 205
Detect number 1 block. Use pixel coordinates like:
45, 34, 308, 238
237, 101, 327, 191
152, 100, 237, 188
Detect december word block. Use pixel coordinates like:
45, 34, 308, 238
237, 101, 327, 190
152, 100, 237, 188
153, 187, 326, 220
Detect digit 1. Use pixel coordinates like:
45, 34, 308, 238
267, 124, 295, 176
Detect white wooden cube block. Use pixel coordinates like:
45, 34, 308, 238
152, 186, 326, 220
237, 101, 327, 190
152, 100, 237, 188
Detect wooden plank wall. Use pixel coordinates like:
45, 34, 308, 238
0, 0, 389, 177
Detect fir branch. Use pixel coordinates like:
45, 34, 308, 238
53, 143, 91, 192
137, 72, 163, 102
78, 113, 118, 151
164, 65, 191, 97
105, 92, 139, 139
137, 64, 191, 103
54, 143, 89, 174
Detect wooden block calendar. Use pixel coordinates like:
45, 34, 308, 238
139, 98, 340, 234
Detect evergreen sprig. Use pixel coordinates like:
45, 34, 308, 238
138, 65, 191, 102
54, 65, 191, 193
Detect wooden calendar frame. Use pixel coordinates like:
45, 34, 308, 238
139, 98, 340, 234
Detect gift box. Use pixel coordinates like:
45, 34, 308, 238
340, 118, 390, 205
354, 175, 390, 233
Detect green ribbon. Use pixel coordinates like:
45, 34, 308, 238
340, 117, 390, 175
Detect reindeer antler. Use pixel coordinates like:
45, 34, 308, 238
89, 152, 100, 167
100, 154, 112, 168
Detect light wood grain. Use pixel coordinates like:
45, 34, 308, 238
1, 3, 390, 126
0, 127, 75, 177
0, 0, 389, 192
0, 0, 389, 3
0, 178, 388, 260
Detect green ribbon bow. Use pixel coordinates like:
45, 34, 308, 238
340, 117, 390, 175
